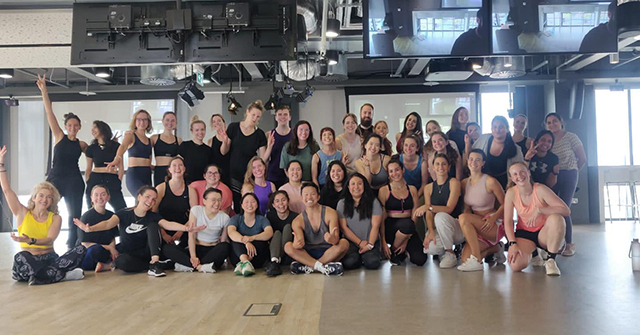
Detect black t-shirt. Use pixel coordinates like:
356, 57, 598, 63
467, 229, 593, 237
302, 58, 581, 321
210, 137, 231, 186
178, 141, 211, 184
579, 23, 616, 53
226, 122, 267, 181
447, 128, 466, 156
266, 210, 298, 232
319, 186, 342, 210
483, 137, 509, 189
529, 152, 559, 185
86, 141, 120, 168
116, 208, 162, 252
450, 28, 489, 56
79, 208, 117, 245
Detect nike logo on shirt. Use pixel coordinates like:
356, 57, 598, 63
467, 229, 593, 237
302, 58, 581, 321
125, 223, 147, 234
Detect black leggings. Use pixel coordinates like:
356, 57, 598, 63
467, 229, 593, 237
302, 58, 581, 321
125, 166, 152, 196
48, 175, 85, 248
12, 245, 86, 285
115, 221, 162, 273
154, 165, 169, 187
230, 241, 270, 268
162, 242, 230, 269
85, 173, 127, 212
230, 178, 243, 215
81, 244, 112, 270
342, 242, 381, 270
385, 217, 427, 266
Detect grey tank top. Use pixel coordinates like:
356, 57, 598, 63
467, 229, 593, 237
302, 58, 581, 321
302, 206, 331, 250
370, 155, 389, 188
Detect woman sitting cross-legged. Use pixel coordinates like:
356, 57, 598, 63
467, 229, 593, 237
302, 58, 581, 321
264, 191, 297, 277
227, 193, 274, 277
78, 185, 120, 273
338, 173, 383, 270
1, 146, 86, 285
504, 162, 570, 276
162, 188, 231, 274
74, 185, 204, 277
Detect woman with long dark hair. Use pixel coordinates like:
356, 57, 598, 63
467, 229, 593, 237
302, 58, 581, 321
311, 127, 343, 188
446, 106, 470, 154
545, 113, 586, 256
399, 135, 429, 195
395, 112, 423, 154
264, 190, 297, 277
319, 160, 347, 210
356, 134, 390, 193
151, 112, 182, 186
280, 120, 320, 182
84, 120, 127, 212
472, 116, 524, 189
338, 173, 383, 270
425, 131, 463, 181
525, 130, 560, 188
374, 120, 394, 156
37, 74, 88, 249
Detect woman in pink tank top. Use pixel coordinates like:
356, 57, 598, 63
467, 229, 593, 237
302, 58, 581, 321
456, 149, 506, 272
503, 162, 570, 276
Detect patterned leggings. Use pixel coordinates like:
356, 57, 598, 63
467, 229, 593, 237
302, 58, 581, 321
12, 245, 86, 285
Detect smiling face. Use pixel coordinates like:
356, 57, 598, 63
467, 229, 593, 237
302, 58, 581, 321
431, 134, 447, 153
211, 115, 225, 132
137, 190, 158, 212
405, 115, 418, 132
513, 115, 527, 132
491, 119, 508, 141
360, 105, 373, 127
321, 129, 335, 146
246, 107, 263, 126
252, 160, 266, 179
169, 158, 185, 178
426, 121, 441, 136
467, 124, 481, 141
90, 186, 110, 209
348, 176, 365, 199
509, 163, 531, 187
203, 191, 222, 213
301, 185, 320, 208
241, 195, 258, 214
364, 137, 381, 155
467, 152, 485, 173
343, 115, 357, 134
387, 162, 404, 183
545, 115, 563, 132
297, 123, 310, 143
91, 123, 101, 140
402, 137, 419, 156
135, 112, 151, 131
286, 162, 302, 182
65, 118, 81, 137
433, 156, 450, 177
329, 164, 345, 184
275, 108, 291, 126
191, 122, 206, 141
536, 134, 554, 154
163, 113, 177, 131
457, 108, 469, 124
272, 192, 289, 214
204, 166, 220, 185
32, 189, 54, 212
374, 122, 389, 137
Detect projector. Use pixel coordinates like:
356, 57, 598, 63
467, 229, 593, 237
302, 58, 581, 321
425, 59, 474, 82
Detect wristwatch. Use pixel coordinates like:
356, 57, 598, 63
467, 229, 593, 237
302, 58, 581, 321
28, 238, 36, 245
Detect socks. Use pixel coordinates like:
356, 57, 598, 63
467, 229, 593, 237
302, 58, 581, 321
271, 257, 280, 263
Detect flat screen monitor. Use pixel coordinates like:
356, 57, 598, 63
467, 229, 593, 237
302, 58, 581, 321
364, 0, 490, 58
490, 0, 617, 55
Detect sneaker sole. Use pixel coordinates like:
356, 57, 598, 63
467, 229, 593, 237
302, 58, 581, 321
147, 271, 166, 277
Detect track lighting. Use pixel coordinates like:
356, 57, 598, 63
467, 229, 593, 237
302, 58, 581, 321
326, 18, 340, 38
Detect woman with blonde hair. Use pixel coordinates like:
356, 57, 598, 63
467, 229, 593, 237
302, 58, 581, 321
242, 156, 276, 215
151, 112, 182, 186
178, 115, 210, 184
1, 146, 86, 285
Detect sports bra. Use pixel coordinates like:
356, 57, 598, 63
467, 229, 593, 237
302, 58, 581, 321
128, 133, 152, 159
154, 134, 179, 158
370, 155, 389, 188
18, 211, 54, 249
464, 174, 495, 213
385, 184, 414, 213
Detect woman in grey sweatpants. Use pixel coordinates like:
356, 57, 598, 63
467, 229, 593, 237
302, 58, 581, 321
545, 113, 586, 257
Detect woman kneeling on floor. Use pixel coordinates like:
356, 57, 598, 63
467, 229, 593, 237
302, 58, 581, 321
338, 173, 383, 270
0, 146, 86, 285
228, 193, 274, 276
74, 185, 204, 277
162, 188, 231, 274
78, 185, 119, 272
504, 162, 570, 276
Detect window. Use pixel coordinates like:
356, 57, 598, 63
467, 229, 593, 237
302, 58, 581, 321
480, 92, 513, 132
631, 90, 640, 164
595, 90, 630, 166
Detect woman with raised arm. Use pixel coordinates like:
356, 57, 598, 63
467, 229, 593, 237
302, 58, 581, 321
107, 109, 153, 197
190, 164, 233, 215
279, 160, 306, 213
85, 120, 126, 212
78, 185, 119, 272
504, 162, 570, 276
414, 154, 464, 269
73, 185, 204, 277
378, 158, 427, 266
426, 131, 463, 181
545, 113, 586, 256
280, 120, 320, 182
374, 120, 394, 156
1, 146, 86, 284
162, 188, 231, 273
36, 74, 88, 249
264, 190, 297, 277
153, 156, 198, 248
319, 160, 347, 210
221, 100, 275, 212
227, 193, 274, 277
356, 134, 390, 194
512, 114, 534, 155
311, 127, 343, 188
525, 130, 560, 188
473, 116, 524, 189
456, 149, 507, 272
338, 173, 383, 270
208, 114, 231, 187
395, 112, 423, 154
178, 116, 210, 184
399, 135, 429, 195
335, 113, 362, 174
151, 112, 182, 186
446, 106, 470, 154
241, 156, 276, 215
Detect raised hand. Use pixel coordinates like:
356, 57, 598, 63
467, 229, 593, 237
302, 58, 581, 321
36, 74, 47, 93
525, 143, 540, 161
324, 227, 339, 245
267, 130, 276, 148
0, 145, 7, 164
464, 134, 471, 148
72, 218, 91, 232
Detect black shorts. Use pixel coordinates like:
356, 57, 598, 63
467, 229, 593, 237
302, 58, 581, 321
515, 229, 541, 249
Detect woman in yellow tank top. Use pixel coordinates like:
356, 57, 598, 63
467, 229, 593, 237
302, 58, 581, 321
0, 146, 86, 285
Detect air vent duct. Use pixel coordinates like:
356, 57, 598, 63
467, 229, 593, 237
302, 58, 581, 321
280, 58, 317, 82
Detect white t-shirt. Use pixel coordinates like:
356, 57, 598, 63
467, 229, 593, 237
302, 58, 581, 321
191, 205, 230, 243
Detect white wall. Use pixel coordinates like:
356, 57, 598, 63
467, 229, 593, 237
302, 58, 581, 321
298, 90, 346, 132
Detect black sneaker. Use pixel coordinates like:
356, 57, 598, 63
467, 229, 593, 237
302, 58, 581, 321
325, 262, 344, 276
265, 261, 283, 277
290, 261, 313, 275
390, 252, 403, 266
148, 263, 166, 277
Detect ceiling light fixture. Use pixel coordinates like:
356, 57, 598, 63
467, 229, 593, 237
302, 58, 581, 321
326, 50, 340, 65
326, 18, 340, 38
0, 69, 14, 79
93, 67, 112, 78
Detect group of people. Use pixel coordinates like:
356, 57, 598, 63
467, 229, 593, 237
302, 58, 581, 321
1, 74, 586, 284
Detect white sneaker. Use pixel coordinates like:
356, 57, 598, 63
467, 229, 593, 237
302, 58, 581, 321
314, 262, 331, 275
457, 255, 484, 272
174, 263, 194, 272
439, 252, 458, 269
199, 263, 216, 274
545, 258, 561, 276
63, 268, 85, 281
562, 243, 576, 257
531, 253, 545, 267
494, 243, 507, 264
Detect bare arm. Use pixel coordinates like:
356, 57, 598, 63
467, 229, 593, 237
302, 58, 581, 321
503, 189, 516, 242
227, 225, 243, 242
107, 132, 134, 169
418, 160, 429, 196
36, 75, 64, 143
455, 155, 463, 181
85, 157, 93, 180
188, 186, 199, 208
339, 217, 360, 245
291, 216, 305, 249
74, 214, 120, 232
368, 214, 381, 245
575, 144, 587, 171
537, 184, 571, 217
311, 153, 320, 186
158, 219, 201, 232
430, 179, 461, 214
0, 146, 28, 217
152, 183, 166, 213
249, 225, 274, 242
187, 213, 198, 258
32, 215, 62, 246
488, 176, 506, 219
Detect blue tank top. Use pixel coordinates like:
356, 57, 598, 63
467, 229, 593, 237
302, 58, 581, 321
400, 154, 422, 190
267, 129, 292, 185
316, 150, 342, 185
128, 133, 152, 159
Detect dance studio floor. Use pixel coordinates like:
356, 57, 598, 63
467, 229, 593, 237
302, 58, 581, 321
1, 223, 639, 335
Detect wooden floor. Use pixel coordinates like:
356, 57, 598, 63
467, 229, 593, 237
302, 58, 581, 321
1, 224, 640, 335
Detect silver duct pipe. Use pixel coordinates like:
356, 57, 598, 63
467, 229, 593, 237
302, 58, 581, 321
298, 0, 318, 35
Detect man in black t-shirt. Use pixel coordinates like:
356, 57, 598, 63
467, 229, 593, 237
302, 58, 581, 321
450, 8, 489, 56
579, 2, 617, 53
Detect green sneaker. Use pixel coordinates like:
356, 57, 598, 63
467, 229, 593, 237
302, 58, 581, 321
234, 262, 243, 275
241, 261, 255, 277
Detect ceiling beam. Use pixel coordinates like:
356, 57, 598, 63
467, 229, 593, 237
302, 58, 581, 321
65, 67, 111, 84
243, 63, 264, 81
565, 37, 639, 71
408, 58, 430, 76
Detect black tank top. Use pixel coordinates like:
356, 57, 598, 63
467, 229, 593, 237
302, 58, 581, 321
154, 134, 179, 158
385, 184, 414, 213
516, 138, 528, 157
430, 177, 462, 217
158, 182, 190, 225
49, 136, 82, 179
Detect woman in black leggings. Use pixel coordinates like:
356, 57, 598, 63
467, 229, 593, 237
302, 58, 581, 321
37, 74, 87, 249
84, 121, 127, 212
